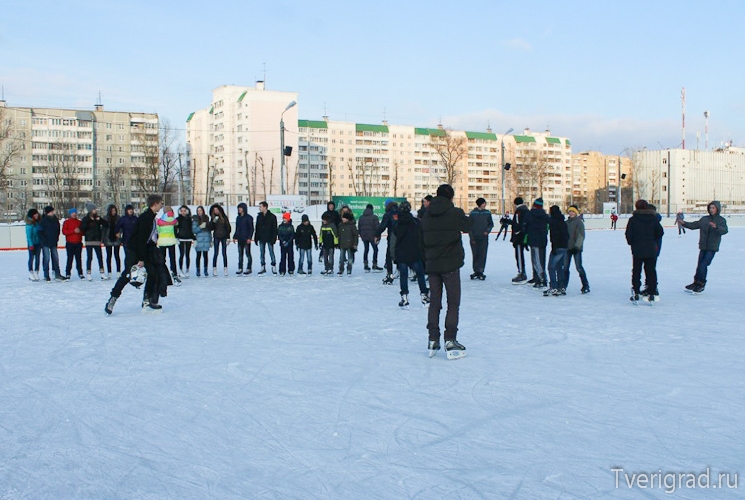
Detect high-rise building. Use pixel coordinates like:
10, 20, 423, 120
633, 146, 745, 215
186, 83, 299, 207
0, 99, 158, 217
571, 151, 633, 213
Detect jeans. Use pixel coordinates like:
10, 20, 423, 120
279, 244, 295, 274
338, 248, 354, 273
237, 241, 252, 270
362, 240, 378, 264
41, 246, 61, 279
470, 238, 489, 274
105, 244, 121, 273
213, 238, 228, 268
259, 241, 276, 267
548, 248, 568, 289
427, 270, 461, 342
564, 250, 589, 289
85, 245, 104, 272
530, 245, 547, 282
632, 256, 657, 294
65, 242, 83, 276
28, 246, 41, 272
398, 260, 427, 296
178, 241, 192, 270
322, 247, 335, 272
694, 250, 716, 282
298, 248, 313, 272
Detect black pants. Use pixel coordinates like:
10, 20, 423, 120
363, 240, 378, 264
427, 270, 461, 342
470, 238, 488, 274
279, 245, 295, 274
513, 243, 526, 275
496, 225, 509, 240
160, 246, 177, 275
564, 250, 589, 289
632, 256, 657, 294
195, 251, 209, 273
237, 241, 252, 270
110, 246, 164, 303
178, 241, 192, 270
86, 245, 104, 272
213, 238, 228, 268
105, 245, 121, 273
65, 242, 83, 276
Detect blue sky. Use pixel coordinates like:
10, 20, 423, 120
2, 0, 743, 154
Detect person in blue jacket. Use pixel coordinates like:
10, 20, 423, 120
232, 202, 254, 275
114, 204, 138, 259
191, 206, 212, 277
25, 208, 42, 281
37, 206, 67, 281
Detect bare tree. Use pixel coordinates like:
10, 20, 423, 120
0, 108, 25, 218
515, 148, 553, 201
326, 160, 335, 200
159, 120, 180, 204
45, 142, 85, 211
430, 130, 467, 185
346, 159, 360, 196
256, 155, 267, 201
391, 160, 399, 197
131, 120, 160, 196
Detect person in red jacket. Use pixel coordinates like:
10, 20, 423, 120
62, 208, 84, 279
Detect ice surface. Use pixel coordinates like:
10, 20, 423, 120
1, 229, 744, 499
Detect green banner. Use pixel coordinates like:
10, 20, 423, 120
332, 196, 408, 219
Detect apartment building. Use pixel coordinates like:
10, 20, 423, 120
186, 83, 299, 207
0, 99, 158, 216
571, 151, 633, 213
633, 146, 745, 215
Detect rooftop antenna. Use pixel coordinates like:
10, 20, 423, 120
382, 106, 388, 125
95, 91, 104, 111
486, 120, 492, 133
263, 62, 266, 85
704, 110, 710, 150
681, 87, 686, 150
323, 102, 328, 121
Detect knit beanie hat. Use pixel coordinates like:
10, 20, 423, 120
533, 198, 544, 208
125, 204, 134, 211
86, 202, 97, 212
514, 197, 524, 205
301, 214, 309, 222
567, 205, 579, 215
44, 206, 54, 214
282, 212, 292, 221
69, 208, 78, 215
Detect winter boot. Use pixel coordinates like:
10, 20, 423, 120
298, 269, 306, 275
364, 260, 370, 272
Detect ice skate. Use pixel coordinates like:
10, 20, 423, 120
511, 273, 528, 284
398, 294, 409, 309
420, 292, 430, 307
87, 271, 92, 281
445, 340, 467, 360
212, 267, 217, 277
271, 264, 277, 275
428, 340, 441, 358
382, 274, 395, 285
224, 267, 228, 276
104, 296, 117, 315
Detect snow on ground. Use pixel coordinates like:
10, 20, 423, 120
1, 228, 744, 499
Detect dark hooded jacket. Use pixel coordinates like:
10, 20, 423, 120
511, 204, 529, 245
38, 213, 61, 248
80, 211, 105, 245
357, 207, 380, 243
468, 207, 494, 241
420, 196, 471, 274
337, 219, 359, 250
681, 201, 728, 252
209, 204, 231, 240
103, 205, 121, 246
233, 203, 255, 241
176, 206, 195, 240
625, 208, 664, 258
255, 210, 278, 243
394, 210, 423, 265
525, 207, 550, 247
295, 216, 318, 250
548, 207, 569, 249
127, 207, 158, 263
115, 209, 138, 246
322, 203, 341, 229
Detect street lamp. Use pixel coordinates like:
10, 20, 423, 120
500, 127, 515, 214
280, 100, 297, 195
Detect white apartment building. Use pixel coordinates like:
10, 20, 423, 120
571, 151, 633, 213
298, 120, 572, 211
633, 146, 745, 215
0, 100, 158, 215
186, 83, 299, 207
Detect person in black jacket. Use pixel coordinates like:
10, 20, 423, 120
496, 211, 511, 241
320, 200, 341, 264
468, 197, 494, 280
526, 197, 550, 288
295, 214, 318, 274
545, 205, 569, 296
106, 194, 166, 314
175, 205, 195, 277
375, 201, 400, 284
232, 202, 254, 275
421, 184, 471, 359
103, 204, 121, 279
625, 199, 664, 302
80, 204, 106, 280
254, 201, 278, 274
209, 204, 232, 276
115, 204, 137, 259
510, 198, 529, 283
394, 201, 428, 307
38, 206, 67, 281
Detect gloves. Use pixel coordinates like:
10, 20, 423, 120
28, 246, 34, 251
199, 222, 206, 229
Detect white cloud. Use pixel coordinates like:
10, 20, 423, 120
504, 38, 532, 51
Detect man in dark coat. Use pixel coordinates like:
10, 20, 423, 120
357, 204, 381, 271
232, 202, 255, 274
526, 197, 550, 288
394, 201, 428, 307
38, 206, 67, 281
254, 201, 278, 274
625, 199, 664, 302
468, 197, 494, 280
106, 194, 165, 314
375, 201, 400, 284
679, 200, 728, 293
421, 184, 471, 359
510, 197, 529, 283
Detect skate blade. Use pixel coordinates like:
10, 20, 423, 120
399, 305, 410, 310
428, 349, 439, 358
446, 350, 467, 360
142, 307, 163, 314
